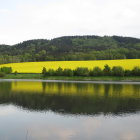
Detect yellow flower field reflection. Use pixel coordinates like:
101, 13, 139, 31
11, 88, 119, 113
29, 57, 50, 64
0, 59, 140, 73
11, 81, 140, 98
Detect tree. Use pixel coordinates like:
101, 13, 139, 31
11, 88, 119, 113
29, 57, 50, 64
63, 69, 73, 76
0, 67, 12, 74
46, 69, 55, 76
112, 66, 125, 76
0, 72, 5, 77
132, 67, 140, 76
124, 70, 132, 76
90, 67, 103, 76
56, 67, 63, 76
14, 71, 18, 75
38, 50, 47, 61
74, 67, 89, 76
42, 67, 47, 77
103, 64, 111, 76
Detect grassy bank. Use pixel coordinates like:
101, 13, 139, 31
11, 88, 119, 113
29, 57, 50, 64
1, 73, 140, 81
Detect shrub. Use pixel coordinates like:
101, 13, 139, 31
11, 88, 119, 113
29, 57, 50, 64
90, 67, 103, 76
103, 64, 111, 76
74, 67, 89, 76
14, 71, 18, 75
131, 67, 140, 76
63, 69, 74, 76
0, 67, 12, 74
46, 69, 55, 76
0, 72, 5, 77
41, 65, 140, 77
56, 67, 63, 76
112, 66, 125, 76
124, 70, 132, 76
42, 67, 47, 77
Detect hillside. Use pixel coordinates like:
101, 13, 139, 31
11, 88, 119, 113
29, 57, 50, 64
0, 35, 140, 64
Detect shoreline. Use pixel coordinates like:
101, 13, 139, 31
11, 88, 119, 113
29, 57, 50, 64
0, 79, 140, 84
0, 74, 140, 84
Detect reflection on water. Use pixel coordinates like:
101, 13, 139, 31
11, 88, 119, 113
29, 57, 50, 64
0, 81, 140, 140
0, 81, 140, 114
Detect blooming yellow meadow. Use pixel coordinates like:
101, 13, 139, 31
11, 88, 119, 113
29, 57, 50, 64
0, 59, 140, 73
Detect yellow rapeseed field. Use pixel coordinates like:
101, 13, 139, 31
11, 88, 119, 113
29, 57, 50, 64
0, 59, 140, 73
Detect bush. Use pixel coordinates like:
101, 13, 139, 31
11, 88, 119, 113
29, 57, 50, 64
46, 69, 55, 76
74, 67, 89, 76
56, 67, 63, 76
112, 66, 125, 76
124, 70, 132, 76
0, 72, 5, 77
0, 67, 12, 74
103, 64, 111, 76
63, 69, 74, 76
41, 65, 140, 77
42, 67, 47, 77
14, 71, 18, 75
90, 67, 103, 76
131, 67, 140, 76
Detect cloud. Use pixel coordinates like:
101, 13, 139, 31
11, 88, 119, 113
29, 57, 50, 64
0, 105, 16, 116
121, 132, 136, 140
27, 117, 101, 140
0, 0, 140, 44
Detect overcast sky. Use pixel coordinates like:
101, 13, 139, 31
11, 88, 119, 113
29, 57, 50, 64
0, 0, 140, 45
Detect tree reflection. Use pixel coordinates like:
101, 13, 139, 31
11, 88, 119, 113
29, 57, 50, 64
0, 81, 140, 115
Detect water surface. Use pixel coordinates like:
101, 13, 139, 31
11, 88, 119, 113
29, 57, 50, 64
0, 81, 140, 140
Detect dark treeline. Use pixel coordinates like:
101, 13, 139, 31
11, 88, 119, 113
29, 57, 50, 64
42, 65, 140, 77
0, 67, 12, 77
0, 35, 140, 64
0, 66, 139, 77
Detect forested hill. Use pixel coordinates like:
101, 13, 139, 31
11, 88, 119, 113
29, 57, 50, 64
0, 35, 140, 64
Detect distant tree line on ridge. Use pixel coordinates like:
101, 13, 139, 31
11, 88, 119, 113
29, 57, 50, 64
42, 65, 140, 77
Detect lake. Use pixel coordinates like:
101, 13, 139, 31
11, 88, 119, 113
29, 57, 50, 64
0, 80, 140, 140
